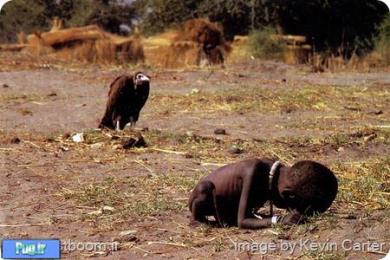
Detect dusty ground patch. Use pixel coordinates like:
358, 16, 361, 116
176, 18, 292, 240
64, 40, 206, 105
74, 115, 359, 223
0, 54, 389, 259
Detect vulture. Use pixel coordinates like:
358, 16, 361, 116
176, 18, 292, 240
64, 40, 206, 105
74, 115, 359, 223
99, 72, 150, 130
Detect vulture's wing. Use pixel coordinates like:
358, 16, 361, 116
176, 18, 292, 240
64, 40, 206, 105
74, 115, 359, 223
107, 75, 135, 106
108, 75, 125, 97
100, 75, 135, 128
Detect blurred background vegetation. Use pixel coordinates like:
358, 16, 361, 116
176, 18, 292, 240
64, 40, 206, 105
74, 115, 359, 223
375, 14, 390, 64
0, 0, 389, 58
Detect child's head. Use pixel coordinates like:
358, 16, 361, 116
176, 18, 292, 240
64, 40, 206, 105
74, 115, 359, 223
278, 160, 338, 215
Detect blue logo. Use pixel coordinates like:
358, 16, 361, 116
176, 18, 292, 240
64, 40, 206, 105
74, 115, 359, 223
1, 239, 60, 259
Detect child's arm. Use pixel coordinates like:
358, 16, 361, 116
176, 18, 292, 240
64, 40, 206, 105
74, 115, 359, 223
280, 209, 306, 225
237, 171, 273, 229
238, 211, 304, 229
236, 172, 305, 229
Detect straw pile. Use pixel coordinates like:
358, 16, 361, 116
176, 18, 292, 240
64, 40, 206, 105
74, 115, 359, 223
145, 18, 231, 68
272, 35, 311, 64
20, 21, 144, 64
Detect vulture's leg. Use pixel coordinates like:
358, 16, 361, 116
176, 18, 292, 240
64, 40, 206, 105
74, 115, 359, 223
129, 116, 135, 128
112, 110, 122, 132
115, 120, 121, 132
114, 116, 123, 131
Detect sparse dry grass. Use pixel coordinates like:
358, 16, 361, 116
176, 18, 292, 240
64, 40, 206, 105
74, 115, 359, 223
0, 93, 48, 104
1, 79, 388, 223
336, 158, 390, 211
37, 126, 387, 226
61, 173, 201, 221
149, 84, 389, 115
1, 63, 389, 258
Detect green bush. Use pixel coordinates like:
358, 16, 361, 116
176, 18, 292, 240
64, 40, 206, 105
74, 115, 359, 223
248, 27, 285, 60
375, 14, 390, 65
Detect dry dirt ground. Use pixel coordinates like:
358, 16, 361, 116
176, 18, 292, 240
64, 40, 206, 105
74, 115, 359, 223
0, 54, 389, 259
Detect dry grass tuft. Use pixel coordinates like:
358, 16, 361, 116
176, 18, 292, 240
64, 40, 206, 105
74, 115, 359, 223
149, 84, 389, 116
164, 41, 202, 68
61, 172, 202, 223
25, 33, 54, 56
20, 24, 145, 64
336, 158, 390, 211
311, 51, 389, 72
176, 18, 230, 52
17, 32, 28, 44
144, 18, 230, 68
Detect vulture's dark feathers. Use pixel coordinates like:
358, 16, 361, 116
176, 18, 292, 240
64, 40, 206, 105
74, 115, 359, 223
99, 72, 150, 130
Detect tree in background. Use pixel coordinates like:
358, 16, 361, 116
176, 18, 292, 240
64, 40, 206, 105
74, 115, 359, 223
274, 0, 389, 57
136, 0, 389, 57
54, 0, 95, 27
0, 0, 389, 58
0, 0, 137, 42
85, 0, 137, 34
135, 0, 259, 39
375, 14, 390, 64
198, 0, 252, 41
135, 0, 203, 35
0, 0, 47, 42
0, 0, 96, 42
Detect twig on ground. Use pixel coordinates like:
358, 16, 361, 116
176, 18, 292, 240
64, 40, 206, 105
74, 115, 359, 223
150, 148, 186, 155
